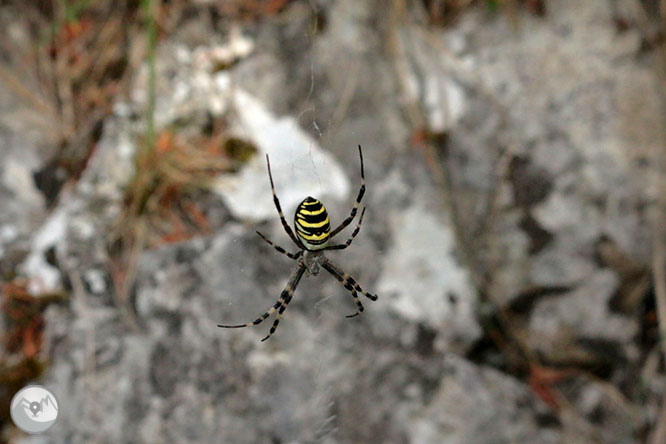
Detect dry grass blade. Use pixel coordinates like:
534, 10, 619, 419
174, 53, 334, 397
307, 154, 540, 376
0, 66, 56, 121
644, 1, 666, 442
108, 126, 243, 327
0, 279, 67, 424
0, 1, 141, 191
649, 161, 666, 443
649, 128, 666, 444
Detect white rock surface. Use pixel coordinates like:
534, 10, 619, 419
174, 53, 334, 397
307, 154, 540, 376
378, 202, 480, 350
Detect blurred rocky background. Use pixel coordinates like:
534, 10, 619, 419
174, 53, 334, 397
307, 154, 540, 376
0, 0, 665, 443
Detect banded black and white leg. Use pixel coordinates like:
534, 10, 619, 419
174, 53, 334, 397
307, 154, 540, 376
265, 154, 306, 250
218, 263, 307, 341
322, 259, 378, 318
329, 145, 366, 238
325, 207, 366, 251
256, 231, 303, 260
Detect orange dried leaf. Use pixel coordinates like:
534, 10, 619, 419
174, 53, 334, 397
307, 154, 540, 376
22, 325, 40, 358
186, 201, 210, 232
155, 131, 174, 154
527, 365, 568, 409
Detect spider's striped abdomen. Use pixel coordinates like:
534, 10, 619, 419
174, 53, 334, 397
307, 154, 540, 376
294, 197, 330, 250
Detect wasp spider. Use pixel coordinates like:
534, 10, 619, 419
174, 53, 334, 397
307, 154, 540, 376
218, 145, 378, 341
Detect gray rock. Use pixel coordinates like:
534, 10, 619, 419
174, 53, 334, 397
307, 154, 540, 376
408, 354, 560, 444
9, 0, 658, 443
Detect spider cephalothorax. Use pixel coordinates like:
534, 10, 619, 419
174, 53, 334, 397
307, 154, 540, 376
218, 146, 378, 341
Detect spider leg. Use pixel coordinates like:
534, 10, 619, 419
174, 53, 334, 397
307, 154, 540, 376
322, 259, 378, 319
324, 207, 365, 251
330, 145, 366, 239
265, 154, 306, 249
321, 261, 364, 317
256, 231, 303, 260
218, 263, 306, 339
261, 292, 295, 342
218, 300, 283, 329
323, 259, 378, 301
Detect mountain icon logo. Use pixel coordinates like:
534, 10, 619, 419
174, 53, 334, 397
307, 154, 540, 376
10, 385, 59, 434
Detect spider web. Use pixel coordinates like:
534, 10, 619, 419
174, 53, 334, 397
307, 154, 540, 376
226, 1, 359, 441
292, 2, 341, 439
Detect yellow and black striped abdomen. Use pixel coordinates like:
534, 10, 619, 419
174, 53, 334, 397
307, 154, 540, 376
294, 197, 330, 250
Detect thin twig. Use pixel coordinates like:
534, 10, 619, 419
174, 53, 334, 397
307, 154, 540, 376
650, 130, 666, 444
649, 160, 666, 444
632, 0, 666, 441
0, 66, 57, 126
142, 0, 158, 149
385, 1, 540, 373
